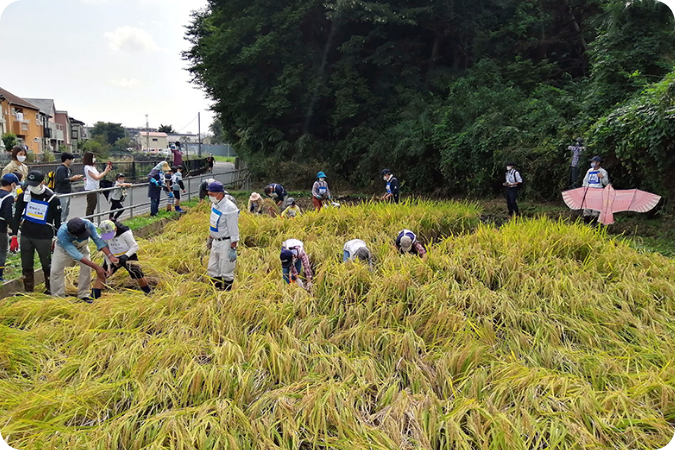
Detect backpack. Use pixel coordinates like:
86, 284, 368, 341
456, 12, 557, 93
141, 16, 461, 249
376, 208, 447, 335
46, 171, 56, 190
100, 179, 114, 201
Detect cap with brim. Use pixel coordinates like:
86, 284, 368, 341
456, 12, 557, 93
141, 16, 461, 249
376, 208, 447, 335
67, 218, 92, 239
590, 156, 603, 162
400, 236, 413, 252
208, 181, 225, 193
98, 220, 117, 240
26, 170, 44, 187
1, 174, 19, 185
280, 250, 294, 268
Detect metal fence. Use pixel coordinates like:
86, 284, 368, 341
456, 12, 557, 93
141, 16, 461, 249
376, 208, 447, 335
63, 169, 251, 225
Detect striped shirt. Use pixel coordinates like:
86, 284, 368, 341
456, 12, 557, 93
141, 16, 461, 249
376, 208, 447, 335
568, 145, 584, 167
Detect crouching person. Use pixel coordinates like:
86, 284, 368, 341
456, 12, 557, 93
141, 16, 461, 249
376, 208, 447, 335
98, 220, 152, 295
396, 229, 427, 260
343, 239, 374, 268
206, 181, 240, 291
280, 239, 313, 287
51, 217, 119, 303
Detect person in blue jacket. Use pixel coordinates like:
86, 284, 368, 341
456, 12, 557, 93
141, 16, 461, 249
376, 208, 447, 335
147, 162, 169, 216
264, 183, 288, 208
381, 169, 400, 204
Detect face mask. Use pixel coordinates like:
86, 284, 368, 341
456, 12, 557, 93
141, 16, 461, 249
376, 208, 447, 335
506, 166, 513, 171
29, 185, 45, 195
319, 178, 325, 182
17, 155, 26, 163
209, 196, 220, 204
383, 176, 389, 181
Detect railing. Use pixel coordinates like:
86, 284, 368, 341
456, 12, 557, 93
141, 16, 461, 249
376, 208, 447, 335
57, 169, 251, 224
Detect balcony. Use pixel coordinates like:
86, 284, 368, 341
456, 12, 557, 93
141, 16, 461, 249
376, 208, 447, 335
11, 119, 29, 136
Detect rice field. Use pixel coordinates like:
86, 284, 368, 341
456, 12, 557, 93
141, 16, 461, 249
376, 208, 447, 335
1, 199, 674, 449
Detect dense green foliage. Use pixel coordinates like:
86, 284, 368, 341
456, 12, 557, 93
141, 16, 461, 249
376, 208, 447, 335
184, 0, 675, 199
91, 122, 126, 146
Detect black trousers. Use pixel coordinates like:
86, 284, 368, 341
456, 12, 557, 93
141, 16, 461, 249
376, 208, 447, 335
569, 166, 580, 189
110, 200, 124, 220
21, 236, 52, 292
506, 187, 520, 216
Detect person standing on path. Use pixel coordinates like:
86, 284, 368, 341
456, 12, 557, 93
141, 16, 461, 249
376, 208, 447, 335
2, 146, 29, 180
567, 138, 585, 188
171, 147, 183, 168
55, 152, 83, 221
51, 217, 118, 302
82, 152, 112, 217
582, 156, 609, 223
109, 173, 132, 220
147, 162, 169, 217
206, 181, 240, 291
13, 171, 62, 293
0, 174, 19, 281
312, 171, 332, 211
381, 169, 400, 204
503, 162, 523, 217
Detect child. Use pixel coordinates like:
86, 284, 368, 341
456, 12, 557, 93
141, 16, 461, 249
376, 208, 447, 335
281, 198, 302, 218
164, 169, 174, 212
109, 173, 132, 220
98, 220, 152, 295
171, 165, 187, 213
248, 192, 263, 214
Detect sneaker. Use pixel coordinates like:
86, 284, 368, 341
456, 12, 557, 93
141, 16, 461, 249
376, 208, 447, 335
80, 297, 94, 304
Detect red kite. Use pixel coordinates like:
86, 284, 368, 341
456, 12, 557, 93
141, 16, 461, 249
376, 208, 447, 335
562, 184, 661, 225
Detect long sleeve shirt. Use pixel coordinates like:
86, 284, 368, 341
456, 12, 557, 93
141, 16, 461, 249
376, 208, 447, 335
248, 199, 262, 214
171, 172, 185, 191
265, 184, 286, 201
505, 169, 522, 186
385, 176, 400, 203
312, 180, 331, 199
582, 168, 609, 188
282, 239, 313, 281
55, 164, 74, 194
55, 220, 108, 261
281, 205, 302, 218
2, 161, 28, 180
103, 229, 139, 263
13, 189, 62, 239
0, 191, 16, 234
147, 169, 163, 199
209, 197, 240, 242
568, 145, 585, 167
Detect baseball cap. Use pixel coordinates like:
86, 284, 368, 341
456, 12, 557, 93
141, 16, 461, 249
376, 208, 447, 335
1, 173, 19, 185
208, 181, 225, 193
26, 170, 45, 187
400, 235, 413, 252
590, 156, 603, 162
280, 250, 294, 268
381, 169, 391, 176
116, 173, 125, 179
98, 220, 117, 240
67, 218, 92, 239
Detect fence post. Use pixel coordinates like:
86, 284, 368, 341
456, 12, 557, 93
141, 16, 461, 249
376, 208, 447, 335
132, 162, 137, 181
96, 192, 101, 225
130, 187, 134, 219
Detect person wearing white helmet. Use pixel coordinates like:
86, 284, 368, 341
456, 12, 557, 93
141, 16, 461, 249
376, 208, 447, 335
199, 177, 216, 202
98, 220, 152, 295
206, 181, 240, 291
248, 192, 263, 214
395, 229, 426, 259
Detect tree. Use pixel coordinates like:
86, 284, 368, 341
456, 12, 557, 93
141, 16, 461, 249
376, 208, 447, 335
80, 139, 110, 160
158, 124, 177, 133
90, 122, 125, 146
209, 118, 225, 144
2, 133, 17, 151
113, 137, 134, 152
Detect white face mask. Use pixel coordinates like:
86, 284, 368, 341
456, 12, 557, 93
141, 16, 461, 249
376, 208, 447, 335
506, 166, 513, 171
29, 185, 45, 195
383, 176, 389, 181
319, 178, 325, 182
208, 195, 220, 204
93, 157, 97, 163
17, 155, 26, 163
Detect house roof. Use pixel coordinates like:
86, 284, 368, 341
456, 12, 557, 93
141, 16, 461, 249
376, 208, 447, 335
139, 131, 168, 137
69, 117, 85, 125
23, 98, 55, 117
0, 88, 39, 110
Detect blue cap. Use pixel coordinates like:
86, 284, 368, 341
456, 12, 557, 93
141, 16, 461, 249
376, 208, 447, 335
207, 181, 225, 193
280, 250, 294, 268
317, 171, 326, 179
1, 173, 19, 185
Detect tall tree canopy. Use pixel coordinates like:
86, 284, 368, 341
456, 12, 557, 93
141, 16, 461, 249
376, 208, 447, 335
158, 124, 177, 134
90, 122, 126, 146
184, 0, 675, 199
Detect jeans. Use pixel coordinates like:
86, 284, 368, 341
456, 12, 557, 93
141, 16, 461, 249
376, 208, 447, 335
150, 197, 160, 216
343, 250, 350, 262
59, 195, 71, 221
506, 187, 520, 216
85, 192, 97, 217
282, 259, 302, 284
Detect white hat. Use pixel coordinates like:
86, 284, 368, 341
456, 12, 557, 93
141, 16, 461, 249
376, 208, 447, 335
400, 236, 413, 252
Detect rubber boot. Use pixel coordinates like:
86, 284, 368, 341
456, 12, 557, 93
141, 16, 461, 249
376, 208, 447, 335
211, 277, 224, 290
44, 275, 51, 295
23, 272, 35, 293
222, 280, 233, 291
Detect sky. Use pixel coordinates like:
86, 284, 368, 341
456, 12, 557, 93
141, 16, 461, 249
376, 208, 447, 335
0, 0, 213, 134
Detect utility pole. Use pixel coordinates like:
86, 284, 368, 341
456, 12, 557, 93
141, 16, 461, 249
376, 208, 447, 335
145, 114, 149, 151
198, 112, 202, 158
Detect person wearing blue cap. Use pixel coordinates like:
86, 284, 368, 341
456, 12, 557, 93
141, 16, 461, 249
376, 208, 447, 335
280, 239, 313, 287
51, 217, 119, 302
0, 174, 19, 281
311, 171, 332, 211
206, 181, 240, 291
381, 169, 400, 204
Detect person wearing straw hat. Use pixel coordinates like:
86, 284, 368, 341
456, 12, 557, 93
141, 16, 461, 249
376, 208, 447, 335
51, 217, 118, 302
0, 174, 19, 281
582, 155, 609, 224
395, 229, 426, 259
381, 169, 400, 204
280, 238, 313, 287
206, 181, 240, 291
98, 220, 152, 295
343, 239, 374, 268
248, 192, 263, 214
312, 171, 332, 211
13, 170, 62, 294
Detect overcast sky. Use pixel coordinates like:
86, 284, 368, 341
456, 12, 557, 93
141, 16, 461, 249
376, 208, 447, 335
0, 0, 213, 133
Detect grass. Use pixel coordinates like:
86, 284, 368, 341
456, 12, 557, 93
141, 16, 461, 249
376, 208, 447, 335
1, 199, 674, 449
213, 156, 237, 163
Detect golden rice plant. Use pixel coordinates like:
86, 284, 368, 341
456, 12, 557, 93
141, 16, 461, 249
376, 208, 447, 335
0, 199, 674, 449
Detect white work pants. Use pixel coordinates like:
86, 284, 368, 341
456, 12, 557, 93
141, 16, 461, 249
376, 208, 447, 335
50, 243, 92, 299
207, 239, 236, 282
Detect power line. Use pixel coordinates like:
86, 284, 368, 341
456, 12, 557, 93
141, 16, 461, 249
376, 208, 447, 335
175, 114, 199, 133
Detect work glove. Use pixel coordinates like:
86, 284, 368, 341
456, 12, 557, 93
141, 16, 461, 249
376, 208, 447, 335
228, 247, 237, 262
10, 236, 19, 253
168, 192, 174, 199
150, 178, 161, 187
117, 255, 129, 267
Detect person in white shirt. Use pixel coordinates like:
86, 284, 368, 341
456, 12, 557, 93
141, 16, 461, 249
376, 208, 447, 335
98, 220, 152, 295
206, 181, 240, 291
343, 239, 374, 268
582, 156, 610, 223
503, 162, 523, 217
82, 152, 111, 217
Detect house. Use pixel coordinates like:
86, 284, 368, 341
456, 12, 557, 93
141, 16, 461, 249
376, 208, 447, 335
137, 131, 168, 151
55, 111, 71, 152
69, 117, 88, 150
24, 98, 63, 153
0, 87, 44, 154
